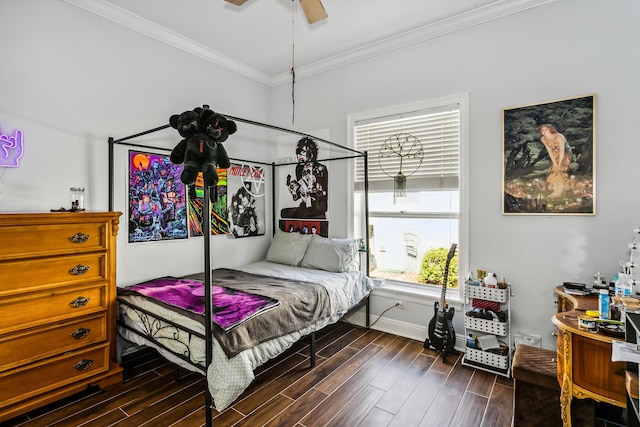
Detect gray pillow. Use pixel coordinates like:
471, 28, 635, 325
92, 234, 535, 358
265, 230, 312, 266
300, 234, 359, 272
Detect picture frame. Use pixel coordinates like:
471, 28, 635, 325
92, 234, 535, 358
227, 163, 266, 238
187, 170, 229, 237
502, 94, 595, 215
128, 150, 188, 242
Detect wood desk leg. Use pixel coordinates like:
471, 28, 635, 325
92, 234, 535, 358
559, 330, 573, 427
560, 372, 573, 427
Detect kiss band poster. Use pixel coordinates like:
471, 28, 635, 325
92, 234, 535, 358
227, 162, 266, 238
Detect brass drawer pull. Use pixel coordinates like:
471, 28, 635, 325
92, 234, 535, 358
70, 296, 90, 308
70, 264, 90, 275
74, 359, 93, 370
69, 232, 90, 243
71, 328, 90, 339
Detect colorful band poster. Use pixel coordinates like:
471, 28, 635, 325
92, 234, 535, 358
128, 151, 187, 243
188, 170, 229, 237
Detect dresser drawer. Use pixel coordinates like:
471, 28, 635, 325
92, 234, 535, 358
0, 283, 106, 335
0, 314, 107, 372
0, 221, 107, 260
0, 253, 106, 295
0, 343, 110, 408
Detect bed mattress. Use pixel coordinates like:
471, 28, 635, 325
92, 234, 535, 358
117, 260, 372, 410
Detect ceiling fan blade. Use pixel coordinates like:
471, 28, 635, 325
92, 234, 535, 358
299, 0, 327, 24
225, 0, 249, 5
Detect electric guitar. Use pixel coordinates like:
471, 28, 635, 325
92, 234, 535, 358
424, 243, 457, 362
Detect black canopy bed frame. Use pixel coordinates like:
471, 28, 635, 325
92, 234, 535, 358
107, 111, 371, 425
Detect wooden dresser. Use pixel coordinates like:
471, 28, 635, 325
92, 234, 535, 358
0, 212, 123, 422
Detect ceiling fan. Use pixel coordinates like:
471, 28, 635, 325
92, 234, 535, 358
224, 0, 328, 24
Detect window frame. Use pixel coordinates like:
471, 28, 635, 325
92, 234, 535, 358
347, 93, 469, 301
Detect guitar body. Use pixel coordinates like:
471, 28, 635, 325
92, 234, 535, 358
423, 244, 457, 362
425, 301, 456, 355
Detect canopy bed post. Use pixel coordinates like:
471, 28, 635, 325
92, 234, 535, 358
203, 187, 214, 426
271, 162, 276, 235
310, 332, 316, 367
363, 150, 370, 327
363, 150, 370, 274
108, 137, 114, 212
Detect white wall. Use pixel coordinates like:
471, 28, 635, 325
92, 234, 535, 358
0, 0, 274, 285
269, 0, 640, 349
2, 0, 640, 350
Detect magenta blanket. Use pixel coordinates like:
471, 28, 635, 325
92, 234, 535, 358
123, 277, 280, 332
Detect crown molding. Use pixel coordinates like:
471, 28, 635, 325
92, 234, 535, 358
271, 0, 557, 86
63, 0, 272, 86
64, 0, 556, 88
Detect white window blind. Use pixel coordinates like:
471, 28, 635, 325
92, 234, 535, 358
354, 104, 460, 192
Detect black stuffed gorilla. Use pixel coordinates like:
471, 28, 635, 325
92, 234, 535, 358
169, 106, 235, 189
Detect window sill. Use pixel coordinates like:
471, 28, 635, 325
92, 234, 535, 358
371, 279, 463, 309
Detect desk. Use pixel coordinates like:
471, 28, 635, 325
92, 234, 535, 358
552, 286, 626, 427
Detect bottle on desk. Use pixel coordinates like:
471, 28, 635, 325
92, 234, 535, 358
615, 273, 633, 296
599, 289, 610, 320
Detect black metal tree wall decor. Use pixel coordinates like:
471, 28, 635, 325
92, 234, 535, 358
377, 133, 424, 203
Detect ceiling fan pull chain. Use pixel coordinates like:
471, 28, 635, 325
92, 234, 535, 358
290, 0, 296, 124
291, 68, 296, 125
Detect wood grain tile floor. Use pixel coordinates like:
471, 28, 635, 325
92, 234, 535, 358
2, 321, 515, 427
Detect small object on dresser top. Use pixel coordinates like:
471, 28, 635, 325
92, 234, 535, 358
578, 315, 597, 330
70, 187, 85, 210
563, 281, 587, 290
598, 289, 610, 320
614, 295, 640, 313
593, 318, 624, 325
597, 322, 625, 338
593, 272, 608, 289
50, 207, 86, 212
563, 286, 590, 296
563, 281, 590, 295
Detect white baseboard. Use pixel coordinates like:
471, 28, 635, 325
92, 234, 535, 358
343, 310, 466, 352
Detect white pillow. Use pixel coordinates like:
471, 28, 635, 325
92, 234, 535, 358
265, 230, 312, 266
300, 234, 359, 272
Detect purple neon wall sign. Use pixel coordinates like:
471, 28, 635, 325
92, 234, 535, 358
0, 127, 24, 167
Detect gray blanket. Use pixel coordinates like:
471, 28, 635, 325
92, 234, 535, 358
170, 268, 331, 358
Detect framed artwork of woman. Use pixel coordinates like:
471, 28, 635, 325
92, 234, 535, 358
502, 94, 595, 215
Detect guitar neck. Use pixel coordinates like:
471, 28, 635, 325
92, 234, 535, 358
438, 243, 456, 312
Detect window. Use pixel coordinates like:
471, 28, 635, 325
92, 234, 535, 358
349, 94, 468, 295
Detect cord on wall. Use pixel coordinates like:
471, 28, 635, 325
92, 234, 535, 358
341, 301, 402, 328
368, 302, 402, 328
